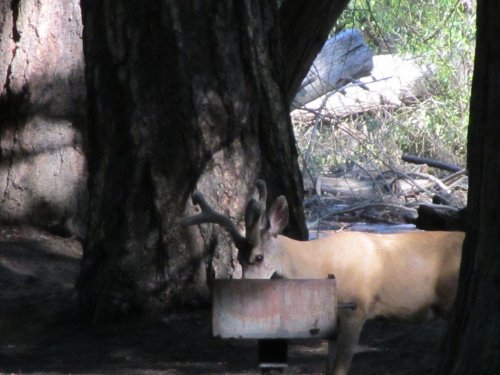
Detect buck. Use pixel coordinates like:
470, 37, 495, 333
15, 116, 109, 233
182, 180, 464, 375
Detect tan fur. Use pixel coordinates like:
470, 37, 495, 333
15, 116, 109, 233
181, 186, 464, 375
243, 230, 464, 375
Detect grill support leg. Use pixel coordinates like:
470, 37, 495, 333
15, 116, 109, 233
258, 339, 288, 374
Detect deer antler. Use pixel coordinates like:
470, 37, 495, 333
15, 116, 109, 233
244, 198, 263, 246
244, 180, 267, 246
182, 180, 270, 253
255, 179, 267, 209
181, 191, 247, 250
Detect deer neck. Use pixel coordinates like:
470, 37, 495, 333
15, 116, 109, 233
275, 235, 318, 279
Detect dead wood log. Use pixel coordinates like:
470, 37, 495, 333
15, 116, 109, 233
414, 204, 466, 231
316, 176, 389, 197
402, 154, 463, 173
291, 29, 373, 109
292, 54, 434, 117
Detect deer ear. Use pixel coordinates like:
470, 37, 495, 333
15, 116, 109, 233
268, 196, 289, 237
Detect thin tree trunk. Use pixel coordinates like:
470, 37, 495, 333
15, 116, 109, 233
436, 1, 500, 373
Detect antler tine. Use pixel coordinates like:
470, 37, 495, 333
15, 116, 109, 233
245, 181, 267, 246
255, 179, 267, 209
245, 198, 264, 225
181, 191, 247, 249
255, 179, 270, 230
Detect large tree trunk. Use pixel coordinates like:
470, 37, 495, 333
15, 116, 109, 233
0, 0, 87, 237
77, 0, 313, 322
436, 1, 500, 373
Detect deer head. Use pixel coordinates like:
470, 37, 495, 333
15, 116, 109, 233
181, 180, 289, 278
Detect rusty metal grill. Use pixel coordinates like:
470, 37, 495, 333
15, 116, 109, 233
212, 279, 337, 339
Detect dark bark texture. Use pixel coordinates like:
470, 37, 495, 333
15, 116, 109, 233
436, 0, 500, 373
0, 0, 87, 237
0, 0, 347, 321
78, 0, 309, 322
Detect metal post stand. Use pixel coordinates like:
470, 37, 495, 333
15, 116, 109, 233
258, 339, 288, 374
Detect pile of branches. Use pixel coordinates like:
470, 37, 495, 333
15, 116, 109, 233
304, 159, 467, 233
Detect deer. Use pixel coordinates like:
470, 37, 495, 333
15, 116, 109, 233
181, 180, 464, 375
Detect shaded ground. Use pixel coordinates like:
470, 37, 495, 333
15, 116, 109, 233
1, 225, 448, 374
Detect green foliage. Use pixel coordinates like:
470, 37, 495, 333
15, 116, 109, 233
298, 0, 475, 174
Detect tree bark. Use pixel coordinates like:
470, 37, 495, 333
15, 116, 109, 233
78, 0, 307, 322
279, 0, 350, 105
0, 0, 87, 237
436, 0, 500, 373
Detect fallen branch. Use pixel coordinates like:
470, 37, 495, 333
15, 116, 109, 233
441, 169, 468, 187
321, 201, 418, 221
402, 154, 462, 172
407, 171, 451, 193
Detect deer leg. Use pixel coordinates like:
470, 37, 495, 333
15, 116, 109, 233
327, 310, 366, 375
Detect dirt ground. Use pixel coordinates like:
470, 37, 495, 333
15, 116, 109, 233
0, 225, 448, 375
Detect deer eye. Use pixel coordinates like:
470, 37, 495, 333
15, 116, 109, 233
254, 254, 264, 264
